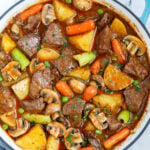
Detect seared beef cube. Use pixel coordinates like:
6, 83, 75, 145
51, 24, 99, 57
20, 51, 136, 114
23, 13, 41, 31
62, 98, 86, 127
0, 87, 16, 114
43, 22, 67, 46
17, 33, 40, 58
83, 131, 104, 150
123, 86, 147, 113
0, 51, 12, 69
98, 13, 113, 30
30, 68, 53, 98
96, 26, 112, 54
124, 57, 148, 80
52, 47, 78, 76
21, 97, 45, 113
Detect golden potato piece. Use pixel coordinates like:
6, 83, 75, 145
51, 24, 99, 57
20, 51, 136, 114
69, 29, 97, 52
66, 67, 91, 81
104, 64, 133, 90
110, 18, 127, 36
16, 124, 46, 150
37, 48, 60, 61
84, 121, 95, 131
93, 93, 123, 114
1, 34, 16, 53
46, 136, 60, 150
53, 0, 76, 22
11, 78, 30, 100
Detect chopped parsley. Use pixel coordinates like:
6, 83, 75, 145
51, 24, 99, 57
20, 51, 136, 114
95, 129, 102, 136
104, 87, 114, 94
37, 44, 41, 51
25, 41, 28, 45
2, 124, 8, 130
83, 116, 87, 122
136, 87, 141, 92
97, 9, 104, 15
67, 133, 75, 147
133, 80, 139, 86
103, 107, 111, 115
44, 61, 50, 67
45, 38, 48, 42
0, 75, 3, 82
60, 54, 67, 58
114, 62, 121, 68
63, 42, 68, 47
93, 50, 97, 55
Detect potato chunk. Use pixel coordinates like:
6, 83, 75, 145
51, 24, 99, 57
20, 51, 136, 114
69, 29, 97, 52
66, 67, 91, 81
16, 124, 46, 150
104, 64, 133, 91
110, 18, 127, 36
46, 136, 60, 150
1, 34, 16, 53
93, 93, 123, 114
53, 0, 76, 22
11, 77, 30, 100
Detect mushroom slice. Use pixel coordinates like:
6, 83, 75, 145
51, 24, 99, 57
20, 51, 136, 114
69, 79, 86, 94
64, 128, 83, 150
123, 35, 146, 56
52, 112, 60, 120
84, 103, 95, 117
29, 58, 45, 74
89, 108, 108, 130
1, 61, 21, 81
42, 4, 56, 26
47, 122, 66, 138
40, 89, 60, 104
73, 0, 92, 11
45, 103, 61, 115
8, 118, 30, 138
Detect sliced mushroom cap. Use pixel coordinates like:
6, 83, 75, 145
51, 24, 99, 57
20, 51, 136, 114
123, 35, 146, 56
52, 112, 60, 120
84, 103, 95, 117
29, 58, 45, 74
8, 118, 30, 138
40, 89, 60, 104
64, 128, 83, 150
73, 0, 92, 11
89, 108, 108, 130
91, 74, 105, 90
69, 79, 86, 94
11, 24, 20, 35
1, 61, 21, 81
47, 122, 66, 138
42, 4, 56, 26
45, 103, 61, 115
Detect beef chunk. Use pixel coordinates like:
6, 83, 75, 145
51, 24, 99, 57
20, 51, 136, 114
84, 131, 104, 150
98, 13, 113, 30
23, 13, 41, 31
62, 98, 86, 127
52, 47, 78, 76
96, 26, 112, 54
123, 86, 147, 113
21, 97, 45, 113
30, 68, 53, 98
0, 51, 12, 69
17, 33, 40, 58
107, 116, 122, 131
43, 22, 66, 46
124, 57, 148, 80
0, 87, 16, 114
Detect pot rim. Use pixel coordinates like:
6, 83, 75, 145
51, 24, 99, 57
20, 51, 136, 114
0, 0, 149, 150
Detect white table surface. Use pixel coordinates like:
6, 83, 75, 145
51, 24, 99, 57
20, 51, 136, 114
0, 0, 149, 150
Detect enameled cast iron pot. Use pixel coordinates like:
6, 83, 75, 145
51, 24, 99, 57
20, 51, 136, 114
0, 0, 149, 149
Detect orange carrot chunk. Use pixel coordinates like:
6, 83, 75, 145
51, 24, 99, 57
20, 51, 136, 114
20, 4, 43, 21
83, 85, 97, 101
80, 147, 93, 150
66, 20, 95, 35
56, 80, 74, 98
112, 39, 127, 64
90, 58, 101, 74
104, 128, 130, 149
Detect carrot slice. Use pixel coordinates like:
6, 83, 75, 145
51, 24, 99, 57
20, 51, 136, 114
66, 20, 95, 35
112, 39, 127, 64
104, 128, 130, 149
56, 80, 74, 98
20, 4, 43, 21
90, 58, 101, 74
80, 147, 93, 150
83, 85, 97, 101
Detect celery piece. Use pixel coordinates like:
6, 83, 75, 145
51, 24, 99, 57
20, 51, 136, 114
12, 48, 30, 70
